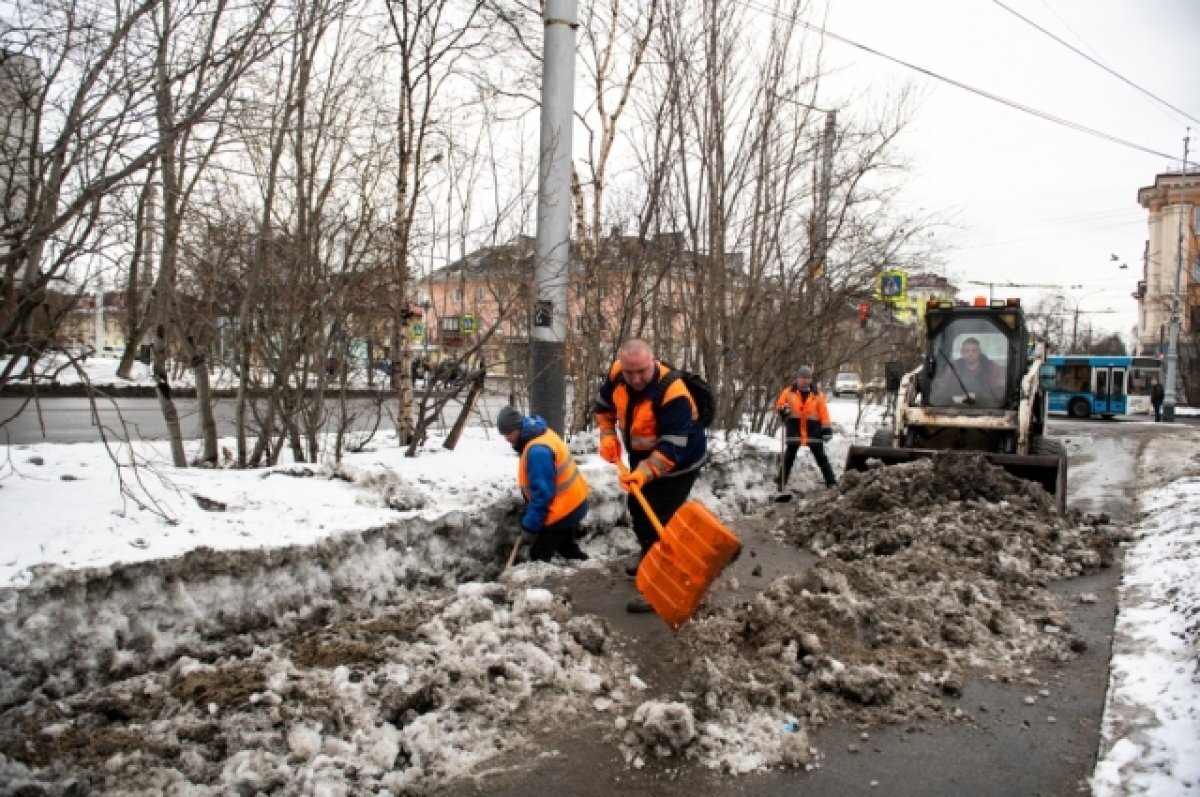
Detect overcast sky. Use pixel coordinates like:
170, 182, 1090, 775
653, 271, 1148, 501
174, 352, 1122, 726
815, 0, 1200, 344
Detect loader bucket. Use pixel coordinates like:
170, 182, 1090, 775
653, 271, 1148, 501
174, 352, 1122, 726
845, 445, 1067, 514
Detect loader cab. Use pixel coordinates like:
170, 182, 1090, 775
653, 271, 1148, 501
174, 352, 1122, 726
921, 302, 1029, 410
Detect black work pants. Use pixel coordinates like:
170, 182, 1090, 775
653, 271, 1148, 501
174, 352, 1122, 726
781, 441, 837, 489
528, 520, 584, 562
628, 469, 700, 555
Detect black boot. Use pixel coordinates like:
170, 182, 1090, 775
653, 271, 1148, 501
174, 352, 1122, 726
626, 595, 654, 614
559, 541, 588, 561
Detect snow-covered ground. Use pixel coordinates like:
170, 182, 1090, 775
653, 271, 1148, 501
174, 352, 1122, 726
1091, 436, 1200, 796
1, 393, 1198, 794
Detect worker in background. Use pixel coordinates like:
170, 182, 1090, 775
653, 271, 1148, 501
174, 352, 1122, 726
774, 366, 837, 490
497, 406, 589, 563
595, 339, 707, 613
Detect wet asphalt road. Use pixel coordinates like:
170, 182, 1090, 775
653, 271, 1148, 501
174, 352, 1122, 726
440, 419, 1164, 797
0, 392, 513, 445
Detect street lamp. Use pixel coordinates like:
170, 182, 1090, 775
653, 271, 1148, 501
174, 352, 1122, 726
1161, 134, 1191, 423
1061, 288, 1107, 352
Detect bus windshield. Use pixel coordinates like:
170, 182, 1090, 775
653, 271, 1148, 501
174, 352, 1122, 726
1128, 358, 1160, 398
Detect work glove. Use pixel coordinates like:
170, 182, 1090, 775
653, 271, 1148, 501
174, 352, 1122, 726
519, 526, 538, 546
599, 435, 621, 464
618, 468, 648, 493
821, 428, 833, 443
777, 406, 790, 419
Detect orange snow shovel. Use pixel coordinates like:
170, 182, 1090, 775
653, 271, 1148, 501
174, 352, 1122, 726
619, 463, 742, 629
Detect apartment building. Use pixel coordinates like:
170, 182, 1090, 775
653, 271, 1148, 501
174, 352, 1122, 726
1135, 169, 1200, 356
418, 232, 735, 375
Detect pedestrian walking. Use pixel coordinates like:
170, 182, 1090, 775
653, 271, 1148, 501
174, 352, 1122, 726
1150, 378, 1165, 422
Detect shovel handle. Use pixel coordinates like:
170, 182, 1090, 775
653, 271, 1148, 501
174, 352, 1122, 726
617, 462, 666, 538
503, 534, 523, 571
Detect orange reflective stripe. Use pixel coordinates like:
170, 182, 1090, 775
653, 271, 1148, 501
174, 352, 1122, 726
645, 451, 673, 477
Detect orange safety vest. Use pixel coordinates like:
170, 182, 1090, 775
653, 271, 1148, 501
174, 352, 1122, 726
599, 360, 698, 477
518, 429, 589, 526
774, 387, 831, 446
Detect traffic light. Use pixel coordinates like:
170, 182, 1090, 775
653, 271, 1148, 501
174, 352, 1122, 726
858, 302, 870, 328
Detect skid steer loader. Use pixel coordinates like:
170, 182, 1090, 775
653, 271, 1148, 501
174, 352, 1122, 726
845, 297, 1067, 513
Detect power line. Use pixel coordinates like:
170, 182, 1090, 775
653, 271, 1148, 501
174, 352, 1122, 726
731, 0, 1196, 167
797, 20, 1188, 163
991, 0, 1200, 127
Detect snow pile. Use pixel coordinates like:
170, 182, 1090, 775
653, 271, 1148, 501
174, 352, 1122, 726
3, 413, 1199, 794
1092, 443, 1200, 797
608, 452, 1129, 773
0, 580, 637, 795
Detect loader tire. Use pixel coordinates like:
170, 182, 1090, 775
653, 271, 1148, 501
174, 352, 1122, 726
871, 428, 894, 448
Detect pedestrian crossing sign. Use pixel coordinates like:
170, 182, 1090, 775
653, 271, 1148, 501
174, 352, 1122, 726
877, 270, 907, 303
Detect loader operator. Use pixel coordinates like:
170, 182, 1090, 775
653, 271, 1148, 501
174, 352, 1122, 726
774, 366, 837, 490
931, 336, 1006, 408
595, 338, 707, 614
498, 406, 590, 563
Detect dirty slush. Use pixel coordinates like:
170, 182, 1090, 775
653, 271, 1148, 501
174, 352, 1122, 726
0, 452, 1128, 794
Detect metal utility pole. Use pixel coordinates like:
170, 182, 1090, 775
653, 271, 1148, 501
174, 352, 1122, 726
1162, 132, 1190, 422
1070, 307, 1119, 352
530, 0, 577, 433
799, 108, 837, 282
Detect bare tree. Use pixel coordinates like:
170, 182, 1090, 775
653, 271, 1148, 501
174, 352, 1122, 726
1, 0, 164, 383
220, 0, 392, 466
148, 0, 279, 466
563, 0, 660, 431
623, 0, 935, 432
115, 169, 158, 380
382, 0, 492, 447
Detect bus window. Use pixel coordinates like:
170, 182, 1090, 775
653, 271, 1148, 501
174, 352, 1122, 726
1128, 365, 1155, 396
1058, 364, 1089, 391
1096, 369, 1109, 397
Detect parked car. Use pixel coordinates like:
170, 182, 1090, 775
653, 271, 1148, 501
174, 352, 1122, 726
866, 376, 887, 397
833, 372, 862, 397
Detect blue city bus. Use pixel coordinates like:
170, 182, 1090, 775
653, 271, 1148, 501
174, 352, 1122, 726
1044, 355, 1162, 419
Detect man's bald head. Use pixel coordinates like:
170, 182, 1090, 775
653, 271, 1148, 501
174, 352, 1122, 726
619, 339, 656, 391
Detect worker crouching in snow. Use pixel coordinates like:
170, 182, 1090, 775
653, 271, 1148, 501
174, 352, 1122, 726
497, 405, 590, 562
